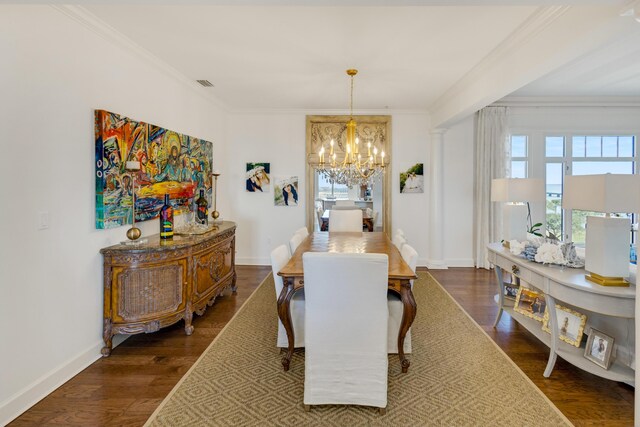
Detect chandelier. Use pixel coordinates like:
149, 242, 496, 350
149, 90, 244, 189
316, 69, 387, 188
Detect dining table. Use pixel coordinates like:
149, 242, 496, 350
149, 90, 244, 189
277, 231, 418, 373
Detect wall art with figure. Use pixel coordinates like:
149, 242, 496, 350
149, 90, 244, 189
400, 163, 424, 193
95, 110, 213, 229
246, 162, 271, 192
274, 176, 299, 207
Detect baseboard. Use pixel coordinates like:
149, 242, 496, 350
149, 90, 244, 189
445, 258, 475, 268
0, 340, 105, 426
426, 259, 448, 270
236, 257, 270, 266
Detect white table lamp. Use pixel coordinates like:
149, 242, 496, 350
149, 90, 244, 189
491, 178, 545, 242
563, 174, 640, 286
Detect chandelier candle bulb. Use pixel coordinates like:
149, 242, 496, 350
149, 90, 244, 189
368, 142, 371, 156
330, 139, 334, 155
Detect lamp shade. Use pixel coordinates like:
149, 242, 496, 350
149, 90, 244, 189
491, 178, 545, 203
562, 174, 640, 213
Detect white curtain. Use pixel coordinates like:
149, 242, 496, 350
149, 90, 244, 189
473, 107, 510, 269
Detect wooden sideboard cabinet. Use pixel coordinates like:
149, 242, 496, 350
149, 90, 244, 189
100, 221, 237, 356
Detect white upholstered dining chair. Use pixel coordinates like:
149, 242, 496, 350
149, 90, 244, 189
387, 243, 418, 353
392, 232, 407, 250
270, 245, 305, 348
295, 226, 309, 238
289, 232, 306, 255
303, 252, 389, 413
329, 209, 363, 232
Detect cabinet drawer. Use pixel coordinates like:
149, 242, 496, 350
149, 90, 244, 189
494, 254, 545, 291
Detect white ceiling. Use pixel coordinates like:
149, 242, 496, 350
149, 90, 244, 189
510, 29, 640, 98
77, 2, 640, 112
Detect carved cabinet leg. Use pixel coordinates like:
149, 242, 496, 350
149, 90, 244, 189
184, 302, 195, 335
231, 270, 238, 295
101, 318, 113, 357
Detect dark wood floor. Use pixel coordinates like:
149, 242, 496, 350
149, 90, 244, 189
11, 266, 634, 426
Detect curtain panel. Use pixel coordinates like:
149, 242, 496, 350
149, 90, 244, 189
473, 107, 509, 269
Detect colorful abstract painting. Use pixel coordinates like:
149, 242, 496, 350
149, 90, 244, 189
274, 176, 299, 207
245, 162, 271, 192
95, 110, 213, 229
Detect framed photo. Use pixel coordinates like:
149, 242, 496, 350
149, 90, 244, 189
584, 328, 614, 369
503, 283, 519, 300
542, 304, 587, 347
246, 162, 270, 192
514, 287, 546, 322
399, 163, 424, 193
274, 176, 299, 207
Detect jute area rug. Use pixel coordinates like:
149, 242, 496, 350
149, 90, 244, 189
145, 272, 571, 427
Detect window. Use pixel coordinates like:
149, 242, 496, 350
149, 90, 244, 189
544, 135, 636, 244
315, 171, 349, 199
510, 135, 528, 178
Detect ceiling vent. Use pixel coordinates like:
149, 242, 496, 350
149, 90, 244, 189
196, 80, 214, 87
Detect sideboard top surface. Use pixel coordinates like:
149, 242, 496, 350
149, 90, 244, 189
487, 242, 636, 298
100, 221, 236, 255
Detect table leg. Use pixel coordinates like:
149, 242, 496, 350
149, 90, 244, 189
544, 295, 558, 378
398, 280, 417, 373
364, 218, 373, 232
277, 277, 296, 371
492, 266, 504, 328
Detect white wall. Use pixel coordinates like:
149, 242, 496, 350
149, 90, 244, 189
227, 112, 436, 266
0, 6, 227, 424
442, 116, 475, 267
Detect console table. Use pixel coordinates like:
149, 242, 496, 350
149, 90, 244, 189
488, 243, 635, 383
100, 221, 236, 356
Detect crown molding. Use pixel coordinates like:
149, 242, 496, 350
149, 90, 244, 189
227, 107, 430, 116
50, 5, 230, 112
493, 96, 640, 107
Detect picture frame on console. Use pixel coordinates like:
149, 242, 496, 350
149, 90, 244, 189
503, 283, 519, 300
514, 287, 546, 321
584, 328, 614, 369
542, 304, 587, 347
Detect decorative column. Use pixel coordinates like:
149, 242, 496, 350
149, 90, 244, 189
428, 128, 447, 269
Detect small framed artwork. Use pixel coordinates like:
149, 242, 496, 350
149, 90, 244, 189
584, 328, 614, 369
274, 176, 299, 207
399, 163, 424, 193
542, 304, 587, 347
503, 283, 519, 300
246, 162, 271, 192
514, 287, 546, 322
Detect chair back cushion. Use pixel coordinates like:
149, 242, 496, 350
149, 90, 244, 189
295, 227, 309, 238
289, 232, 306, 255
332, 205, 360, 210
392, 233, 407, 250
303, 252, 388, 408
270, 245, 291, 298
400, 244, 418, 273
329, 209, 363, 232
